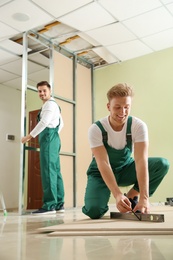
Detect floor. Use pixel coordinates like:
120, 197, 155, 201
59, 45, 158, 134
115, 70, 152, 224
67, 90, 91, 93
0, 205, 173, 260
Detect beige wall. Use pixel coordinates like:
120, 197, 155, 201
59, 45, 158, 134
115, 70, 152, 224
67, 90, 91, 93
54, 52, 74, 207
54, 52, 92, 207
94, 47, 173, 203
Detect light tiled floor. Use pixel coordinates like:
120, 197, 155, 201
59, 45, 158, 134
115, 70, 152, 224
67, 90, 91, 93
0, 206, 173, 260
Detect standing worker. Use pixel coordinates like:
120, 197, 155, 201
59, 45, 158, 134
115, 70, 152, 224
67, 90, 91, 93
22, 81, 65, 215
82, 83, 169, 219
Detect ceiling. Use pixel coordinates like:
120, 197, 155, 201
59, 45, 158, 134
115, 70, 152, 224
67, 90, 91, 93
1, 0, 173, 89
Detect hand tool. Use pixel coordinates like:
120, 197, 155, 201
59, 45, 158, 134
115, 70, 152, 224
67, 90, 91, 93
110, 212, 164, 222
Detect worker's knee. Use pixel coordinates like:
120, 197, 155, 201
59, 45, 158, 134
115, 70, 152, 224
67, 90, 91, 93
82, 204, 108, 219
158, 157, 170, 175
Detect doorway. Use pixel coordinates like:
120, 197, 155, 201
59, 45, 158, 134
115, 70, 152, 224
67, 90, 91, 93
27, 109, 42, 209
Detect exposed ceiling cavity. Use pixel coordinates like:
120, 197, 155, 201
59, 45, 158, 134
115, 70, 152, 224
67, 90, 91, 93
1, 0, 173, 89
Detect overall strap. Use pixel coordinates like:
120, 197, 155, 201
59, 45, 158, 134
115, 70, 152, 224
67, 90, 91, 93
126, 116, 132, 151
37, 100, 61, 127
48, 99, 61, 112
95, 121, 108, 145
37, 109, 42, 122
95, 116, 132, 149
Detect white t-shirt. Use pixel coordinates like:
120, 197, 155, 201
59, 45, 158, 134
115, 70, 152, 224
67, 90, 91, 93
30, 97, 64, 138
88, 116, 148, 150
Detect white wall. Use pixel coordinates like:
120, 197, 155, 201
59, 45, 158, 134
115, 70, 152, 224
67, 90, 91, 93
0, 84, 21, 210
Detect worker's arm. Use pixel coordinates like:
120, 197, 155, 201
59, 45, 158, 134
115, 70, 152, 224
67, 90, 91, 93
133, 141, 150, 213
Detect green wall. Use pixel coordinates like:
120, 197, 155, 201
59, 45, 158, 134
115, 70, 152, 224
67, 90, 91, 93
94, 47, 173, 203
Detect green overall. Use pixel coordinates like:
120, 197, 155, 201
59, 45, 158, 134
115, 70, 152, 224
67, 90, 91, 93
38, 102, 64, 211
82, 116, 169, 219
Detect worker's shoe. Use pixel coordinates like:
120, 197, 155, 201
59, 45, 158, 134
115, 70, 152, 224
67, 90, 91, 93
31, 208, 56, 215
56, 205, 65, 213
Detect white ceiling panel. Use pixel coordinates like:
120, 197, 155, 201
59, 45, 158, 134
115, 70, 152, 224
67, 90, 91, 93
1, 0, 173, 84
161, 0, 173, 4
59, 2, 116, 31
28, 68, 49, 83
99, 0, 162, 20
0, 58, 22, 76
0, 21, 20, 40
0, 49, 19, 66
77, 32, 100, 47
0, 0, 54, 32
28, 53, 50, 67
142, 28, 173, 51
1, 59, 46, 76
86, 22, 136, 46
94, 47, 118, 63
107, 40, 153, 61
123, 7, 173, 38
5, 70, 49, 90
28, 60, 47, 74
0, 68, 19, 83
31, 0, 93, 18
27, 79, 40, 88
0, 0, 13, 6
3, 77, 22, 89
166, 2, 173, 14
0, 40, 30, 55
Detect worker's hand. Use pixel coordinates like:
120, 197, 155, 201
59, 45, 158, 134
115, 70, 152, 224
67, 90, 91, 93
133, 197, 150, 214
21, 134, 32, 144
116, 193, 132, 213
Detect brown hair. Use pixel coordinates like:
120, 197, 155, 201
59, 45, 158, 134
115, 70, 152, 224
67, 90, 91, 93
36, 81, 51, 89
107, 83, 134, 101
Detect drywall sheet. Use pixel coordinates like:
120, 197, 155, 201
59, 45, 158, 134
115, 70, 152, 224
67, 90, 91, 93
37, 206, 173, 236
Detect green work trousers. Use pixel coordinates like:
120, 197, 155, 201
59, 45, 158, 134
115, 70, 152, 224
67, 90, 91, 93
82, 157, 169, 219
39, 127, 64, 211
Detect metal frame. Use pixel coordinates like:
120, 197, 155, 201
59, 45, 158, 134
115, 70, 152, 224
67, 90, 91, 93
19, 30, 94, 214
19, 32, 28, 215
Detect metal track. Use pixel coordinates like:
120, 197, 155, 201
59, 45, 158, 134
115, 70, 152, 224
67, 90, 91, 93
110, 212, 164, 222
